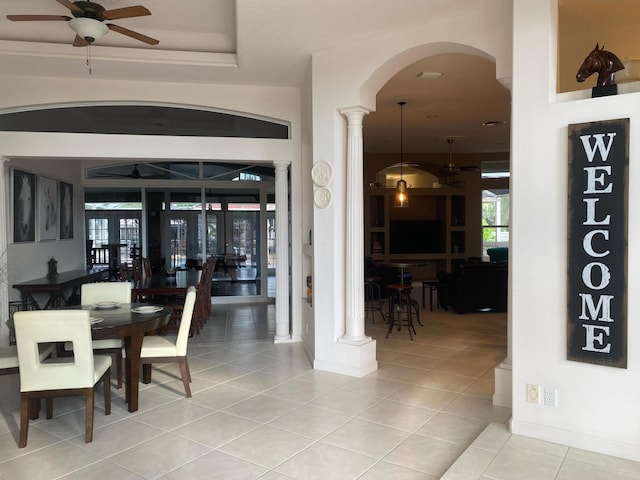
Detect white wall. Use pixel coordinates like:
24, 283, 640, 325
5, 158, 84, 303
510, 0, 640, 461
309, 0, 512, 376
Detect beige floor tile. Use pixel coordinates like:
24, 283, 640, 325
416, 412, 488, 446
223, 393, 301, 423
384, 434, 466, 477
275, 442, 377, 480
68, 418, 164, 456
190, 383, 257, 410
218, 425, 313, 469
58, 460, 147, 480
566, 447, 640, 474
0, 441, 103, 480
412, 370, 475, 393
357, 399, 436, 432
483, 444, 563, 480
159, 450, 267, 480
441, 446, 496, 480
389, 384, 458, 410
172, 411, 261, 448
264, 378, 333, 403
359, 460, 438, 479
308, 389, 382, 416
133, 400, 216, 431
442, 394, 511, 423
338, 375, 405, 398
321, 418, 410, 458
556, 458, 640, 480
108, 432, 211, 479
268, 404, 351, 439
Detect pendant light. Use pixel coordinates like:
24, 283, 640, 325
395, 101, 409, 208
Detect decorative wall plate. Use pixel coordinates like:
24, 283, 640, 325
314, 187, 332, 208
311, 161, 332, 187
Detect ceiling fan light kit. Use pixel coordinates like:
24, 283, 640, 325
69, 17, 108, 43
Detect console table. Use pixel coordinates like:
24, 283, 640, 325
13, 268, 109, 310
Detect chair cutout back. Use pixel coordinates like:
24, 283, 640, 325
176, 286, 197, 356
14, 310, 95, 391
82, 282, 132, 305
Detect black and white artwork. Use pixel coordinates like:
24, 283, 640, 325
13, 169, 36, 243
59, 181, 73, 240
38, 176, 58, 241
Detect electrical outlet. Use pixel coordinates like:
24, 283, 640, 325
544, 388, 557, 407
526, 384, 540, 403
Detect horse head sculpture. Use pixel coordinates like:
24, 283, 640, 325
576, 43, 625, 87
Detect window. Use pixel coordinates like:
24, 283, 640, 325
482, 189, 509, 258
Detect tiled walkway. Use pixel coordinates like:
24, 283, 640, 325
0, 303, 637, 479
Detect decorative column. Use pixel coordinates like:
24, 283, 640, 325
273, 160, 291, 342
0, 158, 10, 347
339, 107, 372, 345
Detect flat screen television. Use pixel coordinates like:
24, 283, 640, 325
389, 220, 444, 254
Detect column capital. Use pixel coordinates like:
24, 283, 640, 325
273, 160, 290, 171
339, 106, 371, 125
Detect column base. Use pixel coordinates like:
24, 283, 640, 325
338, 334, 373, 346
493, 358, 512, 408
314, 338, 377, 377
274, 334, 293, 343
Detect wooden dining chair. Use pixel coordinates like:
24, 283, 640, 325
193, 258, 215, 335
141, 256, 152, 278
140, 286, 197, 397
14, 309, 112, 447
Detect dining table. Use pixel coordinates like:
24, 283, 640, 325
130, 269, 201, 301
378, 260, 428, 286
80, 302, 172, 412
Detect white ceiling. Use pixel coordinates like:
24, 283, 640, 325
0, 0, 511, 155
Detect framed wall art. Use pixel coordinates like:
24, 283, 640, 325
13, 169, 36, 243
38, 176, 58, 241
59, 181, 74, 240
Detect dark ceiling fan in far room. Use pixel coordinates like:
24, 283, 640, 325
91, 164, 166, 179
6, 0, 159, 47
422, 136, 479, 185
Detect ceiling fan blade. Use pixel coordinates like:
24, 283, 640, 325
102, 6, 151, 20
73, 35, 88, 47
6, 14, 71, 21
56, 0, 83, 13
107, 24, 159, 45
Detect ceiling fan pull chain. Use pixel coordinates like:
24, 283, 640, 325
86, 44, 92, 75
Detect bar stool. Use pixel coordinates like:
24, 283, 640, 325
386, 284, 419, 340
422, 279, 439, 311
364, 276, 385, 324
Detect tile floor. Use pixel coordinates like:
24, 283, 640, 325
0, 301, 638, 479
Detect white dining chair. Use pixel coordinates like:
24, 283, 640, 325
0, 344, 55, 376
140, 286, 196, 397
14, 309, 112, 448
70, 282, 132, 389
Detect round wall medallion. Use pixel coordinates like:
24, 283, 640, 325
314, 187, 332, 208
311, 161, 332, 187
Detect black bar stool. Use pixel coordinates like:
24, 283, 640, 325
364, 276, 385, 324
386, 284, 419, 340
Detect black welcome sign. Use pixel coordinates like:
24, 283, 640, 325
567, 118, 628, 368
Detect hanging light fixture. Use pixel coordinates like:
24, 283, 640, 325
395, 101, 409, 208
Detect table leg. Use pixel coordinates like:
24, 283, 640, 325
123, 334, 144, 412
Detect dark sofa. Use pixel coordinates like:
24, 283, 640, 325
440, 261, 508, 314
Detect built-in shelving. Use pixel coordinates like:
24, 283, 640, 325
365, 187, 468, 273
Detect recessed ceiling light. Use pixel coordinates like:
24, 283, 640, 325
483, 120, 506, 127
416, 72, 443, 79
